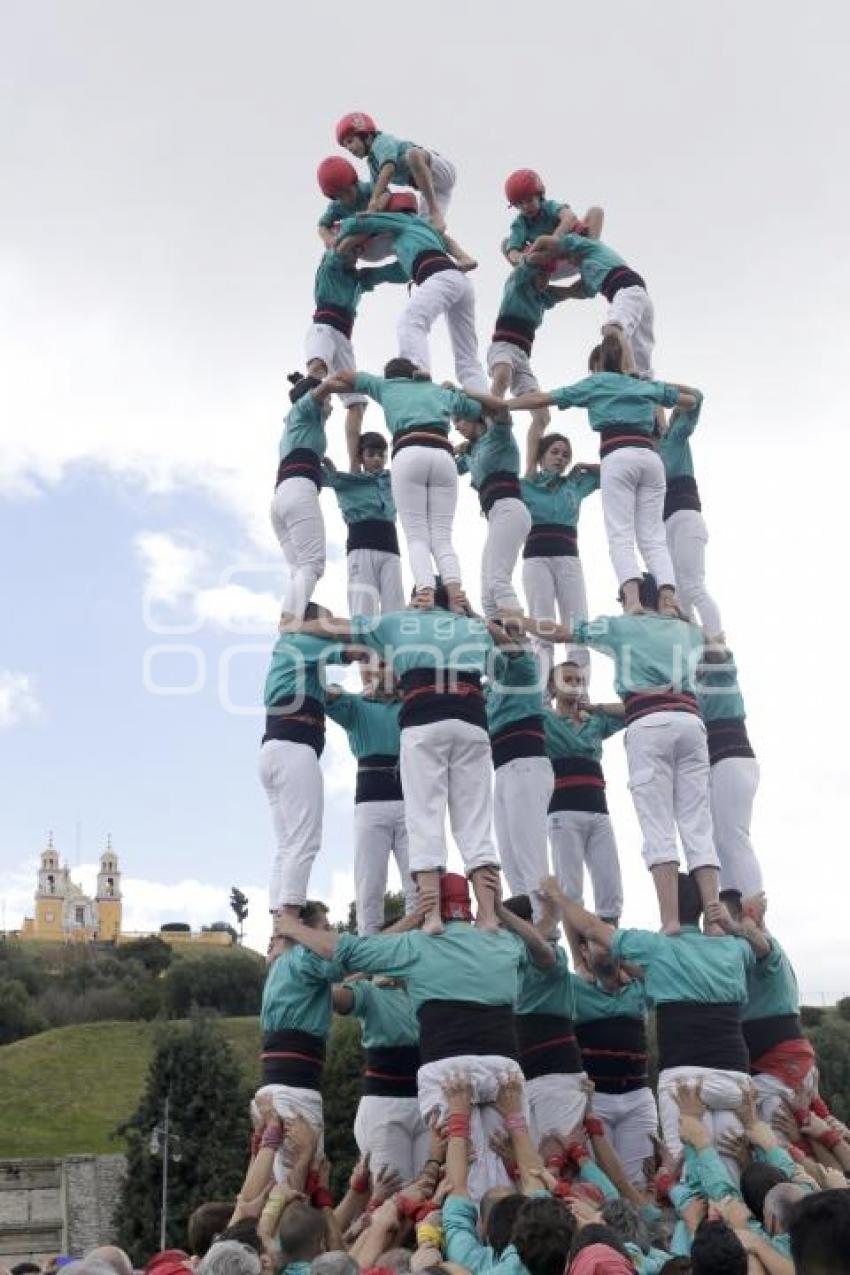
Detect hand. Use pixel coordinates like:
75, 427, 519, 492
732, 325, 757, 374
821, 1167, 850, 1190
368, 1196, 400, 1235
672, 1079, 706, 1119
322, 454, 338, 473
567, 1197, 603, 1229
478, 865, 503, 909
349, 1151, 372, 1194
717, 1129, 752, 1169
235, 1180, 274, 1220
442, 1071, 473, 1115
704, 900, 736, 934
252, 1091, 275, 1130
735, 1082, 759, 1131
432, 1176, 454, 1206
538, 875, 564, 906
371, 1164, 403, 1205
323, 371, 356, 393
772, 1103, 799, 1145
454, 441, 471, 456
711, 1195, 751, 1229
488, 1127, 516, 1167
494, 1070, 525, 1117
314, 1154, 331, 1189
426, 1110, 447, 1163
678, 1114, 710, 1150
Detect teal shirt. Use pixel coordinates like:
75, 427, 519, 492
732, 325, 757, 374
572, 975, 647, 1025
556, 232, 630, 297
573, 614, 705, 698
695, 649, 746, 723
263, 634, 346, 708
551, 371, 681, 433
318, 180, 373, 229
281, 1263, 311, 1275
520, 467, 599, 528
368, 131, 418, 187
313, 249, 405, 315
486, 649, 546, 735
609, 926, 755, 1007
325, 690, 402, 759
743, 937, 800, 1022
352, 373, 482, 437
279, 392, 327, 460
494, 260, 559, 330
507, 199, 568, 252
338, 211, 449, 280
456, 419, 521, 488
336, 922, 528, 1013
442, 1196, 526, 1275
517, 944, 575, 1018
324, 468, 396, 525
349, 610, 495, 679
543, 707, 624, 763
659, 392, 704, 481
351, 980, 419, 1048
261, 945, 344, 1037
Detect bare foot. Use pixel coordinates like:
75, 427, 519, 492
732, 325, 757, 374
660, 921, 682, 936
422, 913, 445, 936
474, 913, 499, 932
704, 922, 725, 937
624, 603, 646, 616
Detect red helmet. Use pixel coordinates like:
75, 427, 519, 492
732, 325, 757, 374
505, 168, 545, 205
385, 191, 418, 213
336, 111, 377, 145
316, 156, 359, 198
440, 873, 472, 922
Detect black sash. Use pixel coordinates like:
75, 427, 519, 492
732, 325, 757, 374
311, 304, 354, 338
418, 1000, 518, 1065
490, 716, 546, 769
549, 757, 608, 815
355, 754, 403, 804
575, 1015, 649, 1093
522, 523, 578, 559
346, 519, 400, 555
657, 1001, 748, 1073
362, 1045, 421, 1097
262, 694, 325, 756
516, 1012, 583, 1080
260, 1028, 325, 1089
599, 265, 646, 302
706, 717, 755, 766
399, 668, 486, 731
275, 448, 323, 491
663, 474, 702, 519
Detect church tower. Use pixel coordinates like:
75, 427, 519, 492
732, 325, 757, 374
96, 835, 122, 941
34, 833, 66, 939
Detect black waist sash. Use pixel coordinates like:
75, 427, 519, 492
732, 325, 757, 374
479, 470, 522, 515
261, 1028, 325, 1089
312, 303, 354, 338
492, 314, 537, 356
744, 1013, 805, 1064
706, 717, 755, 766
491, 715, 546, 769
262, 694, 325, 756
599, 265, 646, 302
418, 1000, 518, 1065
663, 474, 702, 519
575, 1015, 649, 1093
523, 522, 578, 559
399, 668, 486, 731
599, 426, 655, 460
517, 1011, 583, 1079
275, 448, 323, 491
623, 689, 700, 727
356, 753, 403, 803
363, 1045, 421, 1097
391, 423, 453, 459
412, 250, 459, 286
657, 1001, 749, 1073
549, 757, 608, 815
346, 518, 400, 555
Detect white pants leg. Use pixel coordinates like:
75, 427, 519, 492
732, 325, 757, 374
602, 449, 674, 588
419, 152, 456, 220
523, 555, 590, 680
658, 1066, 750, 1182
523, 556, 557, 684
398, 271, 487, 391
417, 1055, 527, 1202
494, 756, 554, 901
354, 800, 414, 934
391, 446, 460, 590
270, 477, 326, 616
259, 740, 323, 908
481, 498, 532, 616
526, 1072, 588, 1142
593, 1088, 659, 1186
347, 548, 405, 618
665, 509, 723, 636
377, 551, 406, 613
400, 719, 496, 873
354, 1095, 427, 1180
548, 810, 622, 917
552, 556, 590, 671
710, 758, 763, 896
606, 286, 655, 377
304, 323, 368, 407
255, 1083, 324, 1177
625, 713, 718, 872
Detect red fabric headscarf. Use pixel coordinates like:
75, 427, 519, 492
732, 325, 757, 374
569, 1244, 635, 1275
440, 872, 472, 921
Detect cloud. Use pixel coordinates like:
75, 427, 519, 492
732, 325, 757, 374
0, 670, 42, 729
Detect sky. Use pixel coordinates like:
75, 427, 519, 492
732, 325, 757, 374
2, 0, 849, 1000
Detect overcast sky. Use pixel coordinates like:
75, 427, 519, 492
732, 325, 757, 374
2, 0, 849, 1000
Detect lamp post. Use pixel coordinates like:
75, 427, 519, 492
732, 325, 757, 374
149, 1094, 182, 1250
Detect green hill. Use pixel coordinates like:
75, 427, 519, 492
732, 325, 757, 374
0, 1018, 261, 1159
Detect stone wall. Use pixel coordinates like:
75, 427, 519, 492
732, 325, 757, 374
0, 1156, 126, 1265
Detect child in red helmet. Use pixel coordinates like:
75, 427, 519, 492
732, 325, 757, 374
335, 112, 476, 270
316, 156, 373, 248
503, 169, 603, 278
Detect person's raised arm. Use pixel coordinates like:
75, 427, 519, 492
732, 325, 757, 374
490, 872, 556, 968
495, 1072, 551, 1195
334, 1151, 372, 1233
279, 614, 354, 640
553, 205, 579, 236
522, 614, 574, 646
705, 904, 772, 959
443, 1072, 473, 1197
367, 162, 396, 210
538, 876, 615, 949
275, 914, 341, 960
544, 281, 586, 302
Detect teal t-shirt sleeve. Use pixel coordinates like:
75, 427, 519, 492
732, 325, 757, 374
318, 202, 337, 229
294, 945, 344, 985
571, 615, 619, 654
654, 381, 683, 408
456, 452, 470, 476
336, 931, 418, 977
610, 927, 661, 967
350, 980, 372, 1017
598, 710, 626, 739
696, 1146, 741, 1202
370, 133, 403, 172
348, 613, 388, 656
442, 1196, 488, 1272
449, 390, 483, 420
551, 377, 595, 410
352, 372, 385, 402
558, 231, 594, 258
325, 690, 357, 730
359, 261, 407, 289
762, 1145, 798, 1181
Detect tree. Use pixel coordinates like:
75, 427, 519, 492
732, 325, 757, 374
0, 977, 47, 1045
322, 1015, 364, 1199
115, 1016, 249, 1264
115, 936, 174, 975
229, 888, 249, 944
161, 949, 265, 1018
337, 890, 407, 935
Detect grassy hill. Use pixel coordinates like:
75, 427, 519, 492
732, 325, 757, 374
0, 1018, 261, 1159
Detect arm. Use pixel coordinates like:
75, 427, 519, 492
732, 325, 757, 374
522, 614, 574, 644
279, 615, 354, 640
495, 1073, 551, 1195
334, 1154, 371, 1232
544, 281, 586, 302
274, 914, 341, 960
553, 205, 578, 236
367, 163, 397, 208
318, 223, 336, 248
443, 1073, 473, 1198
705, 905, 772, 959
734, 1231, 794, 1275
491, 876, 556, 968
359, 260, 407, 288
349, 1199, 401, 1268
525, 416, 545, 476
537, 878, 616, 949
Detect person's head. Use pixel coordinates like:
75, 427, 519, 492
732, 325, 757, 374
301, 601, 332, 624
550, 659, 585, 706
310, 1254, 359, 1275
537, 433, 572, 474
335, 111, 377, 159
690, 1219, 746, 1275
278, 1203, 327, 1263
359, 431, 388, 473
656, 1262, 690, 1275
384, 356, 419, 380
600, 1199, 650, 1254
287, 372, 322, 404
568, 1233, 634, 1273
440, 872, 473, 922
740, 1163, 785, 1225
484, 1194, 526, 1257
763, 1182, 805, 1237
385, 192, 418, 215
197, 1242, 262, 1275
299, 900, 331, 931
317, 156, 359, 202
188, 1204, 237, 1259
511, 1197, 576, 1275
678, 873, 703, 927
455, 416, 486, 444
790, 1188, 850, 1273
720, 889, 743, 921
83, 1250, 131, 1275
371, 1250, 410, 1274
504, 168, 545, 218
503, 895, 533, 923
409, 578, 451, 612
617, 573, 658, 612
742, 891, 768, 928
588, 332, 627, 375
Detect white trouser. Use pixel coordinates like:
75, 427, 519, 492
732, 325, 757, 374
665, 509, 723, 637
593, 1088, 659, 1186
606, 285, 655, 377
354, 1095, 430, 1181
354, 800, 416, 934
602, 448, 674, 589
418, 1055, 527, 1202
419, 152, 456, 220
400, 719, 496, 874
527, 1072, 588, 1142
548, 810, 623, 920
522, 554, 590, 679
347, 548, 406, 617
486, 342, 540, 394
710, 757, 763, 897
304, 323, 368, 407
658, 1066, 750, 1182
255, 1083, 324, 1178
398, 270, 488, 392
391, 446, 460, 590
481, 498, 532, 616
494, 756, 554, 905
259, 740, 323, 909
625, 713, 719, 872
752, 1070, 816, 1126
270, 477, 326, 617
